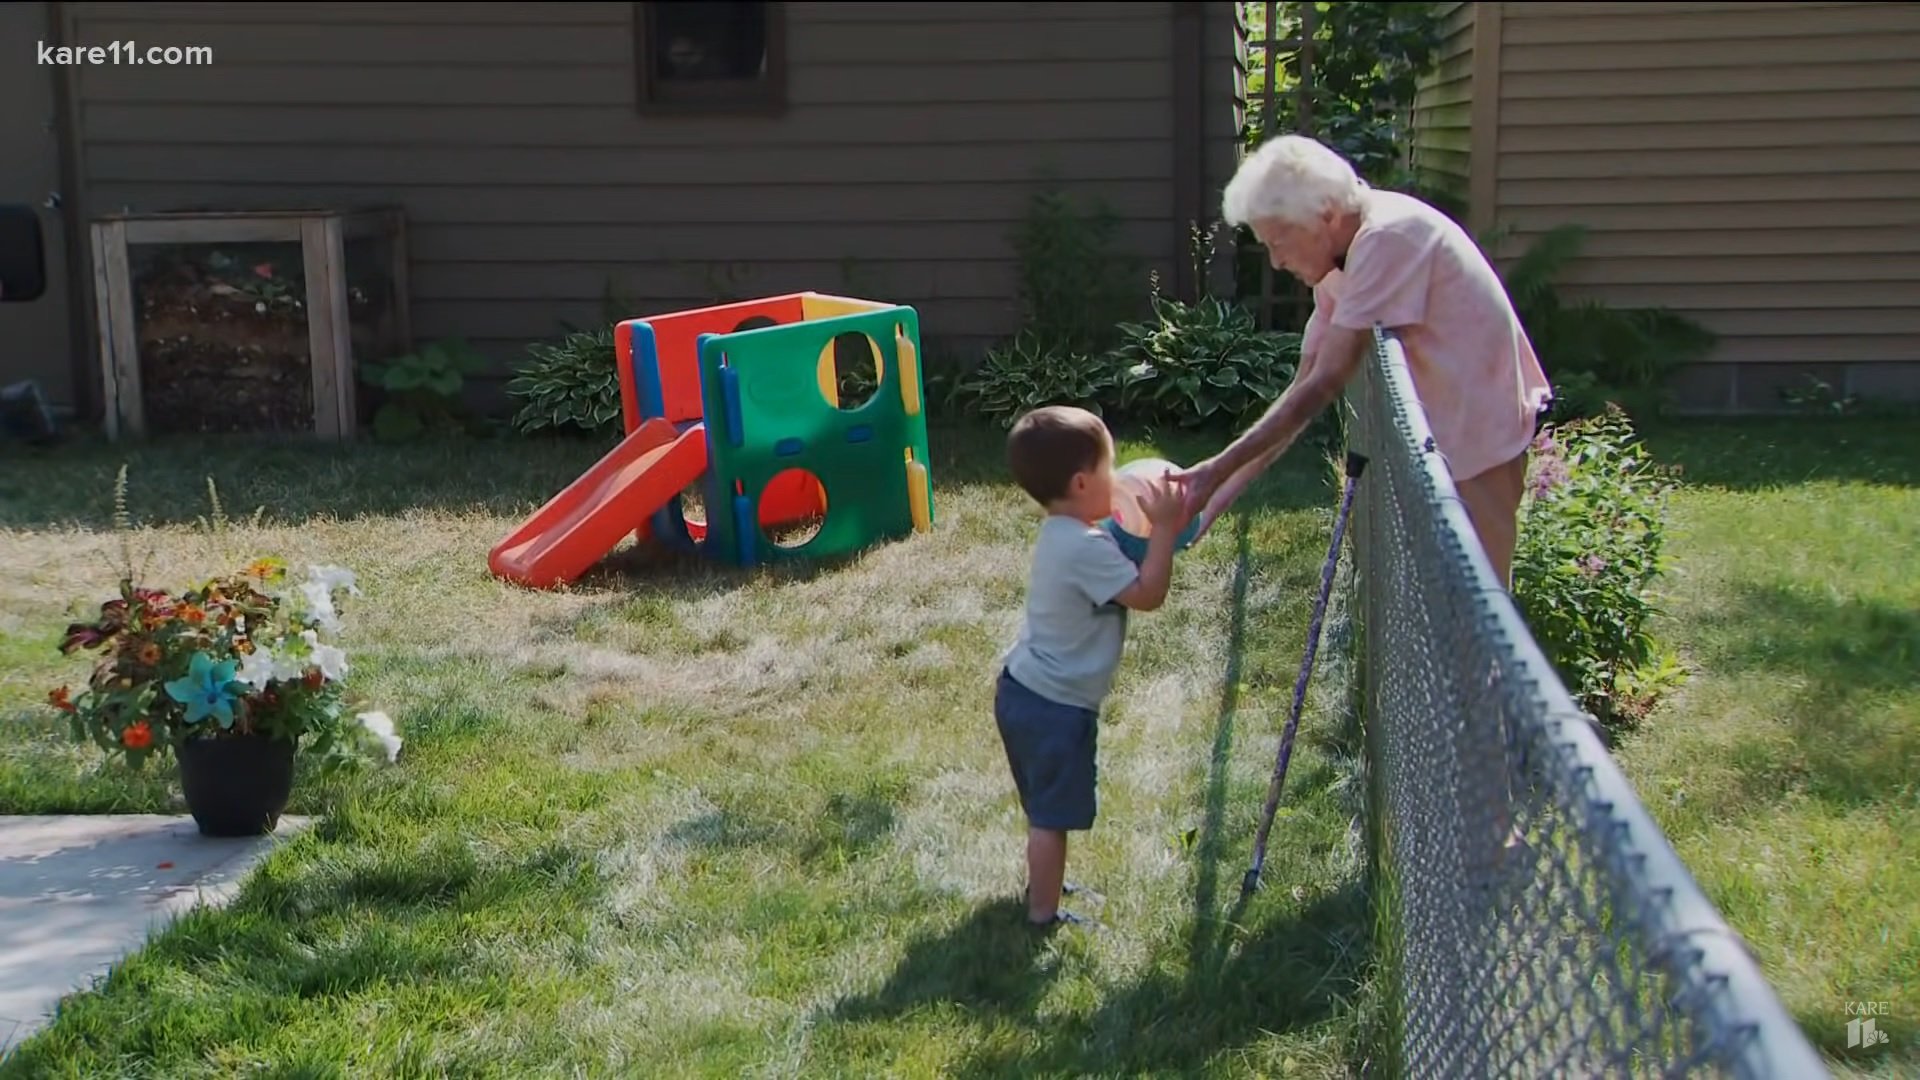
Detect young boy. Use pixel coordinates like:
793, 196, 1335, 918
995, 405, 1192, 928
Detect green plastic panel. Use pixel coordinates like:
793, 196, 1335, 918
697, 306, 934, 566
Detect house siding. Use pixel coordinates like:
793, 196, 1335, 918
1199, 0, 1245, 295
1409, 1, 1474, 209
1481, 1, 1920, 411
59, 1, 1239, 406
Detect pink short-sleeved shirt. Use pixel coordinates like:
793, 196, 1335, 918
1309, 189, 1552, 482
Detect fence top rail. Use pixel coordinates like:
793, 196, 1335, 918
1363, 327, 1832, 1079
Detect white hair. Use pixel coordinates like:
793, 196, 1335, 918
1221, 135, 1368, 228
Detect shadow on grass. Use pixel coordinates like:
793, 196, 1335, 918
819, 883, 1365, 1076
1637, 415, 1920, 491
1189, 513, 1253, 971
0, 422, 1018, 532
818, 502, 1371, 1074
827, 898, 1072, 1028
1692, 581, 1919, 812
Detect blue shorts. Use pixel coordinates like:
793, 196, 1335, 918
994, 668, 1099, 831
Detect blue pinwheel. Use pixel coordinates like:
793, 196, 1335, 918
164, 652, 244, 729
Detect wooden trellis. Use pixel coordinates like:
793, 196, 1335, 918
1241, 1, 1318, 333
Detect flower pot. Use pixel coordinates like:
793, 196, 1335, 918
176, 732, 296, 837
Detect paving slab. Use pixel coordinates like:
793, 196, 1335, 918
0, 814, 310, 1058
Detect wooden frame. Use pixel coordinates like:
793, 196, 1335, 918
87, 207, 409, 441
634, 1, 788, 116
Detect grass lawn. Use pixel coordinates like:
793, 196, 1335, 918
1623, 416, 1917, 1077
0, 421, 1378, 1077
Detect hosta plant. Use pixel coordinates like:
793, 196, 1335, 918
955, 330, 1121, 429
1103, 287, 1302, 431
507, 327, 623, 439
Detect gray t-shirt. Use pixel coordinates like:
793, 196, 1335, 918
1002, 515, 1143, 712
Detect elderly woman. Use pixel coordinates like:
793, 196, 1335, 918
1176, 136, 1552, 587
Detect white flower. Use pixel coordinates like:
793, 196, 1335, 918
357, 711, 403, 763
307, 564, 361, 598
301, 629, 349, 681
1128, 362, 1156, 379
298, 581, 343, 634
269, 644, 308, 683
236, 645, 278, 690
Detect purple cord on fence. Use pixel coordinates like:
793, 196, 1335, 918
1245, 453, 1368, 891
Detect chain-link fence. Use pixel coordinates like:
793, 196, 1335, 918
1347, 328, 1828, 1079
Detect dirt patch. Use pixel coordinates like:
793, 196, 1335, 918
134, 252, 315, 437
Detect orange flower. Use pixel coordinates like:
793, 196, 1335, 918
136, 642, 163, 666
47, 686, 75, 713
122, 720, 153, 750
179, 604, 206, 625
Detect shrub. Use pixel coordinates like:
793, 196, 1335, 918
1104, 287, 1302, 432
1512, 406, 1686, 734
956, 330, 1117, 428
1008, 189, 1143, 358
361, 338, 490, 442
507, 327, 622, 439
957, 210, 1318, 437
1491, 224, 1718, 422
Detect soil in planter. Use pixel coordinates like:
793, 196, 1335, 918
133, 244, 316, 437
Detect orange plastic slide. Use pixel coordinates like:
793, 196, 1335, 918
489, 418, 708, 589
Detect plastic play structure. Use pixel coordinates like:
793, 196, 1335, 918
489, 292, 935, 589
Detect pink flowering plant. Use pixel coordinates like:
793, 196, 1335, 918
1512, 405, 1686, 731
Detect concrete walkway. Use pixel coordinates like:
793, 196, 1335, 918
0, 814, 309, 1057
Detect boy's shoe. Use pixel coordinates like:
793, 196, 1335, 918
1026, 908, 1100, 932
1024, 880, 1105, 907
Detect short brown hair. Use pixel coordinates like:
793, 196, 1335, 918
1007, 405, 1110, 504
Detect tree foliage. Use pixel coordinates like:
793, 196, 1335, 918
1240, 2, 1448, 194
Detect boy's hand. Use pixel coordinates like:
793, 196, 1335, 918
1139, 472, 1193, 533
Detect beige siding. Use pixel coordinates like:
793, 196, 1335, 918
1491, 1, 1920, 404
62, 1, 1233, 393
1410, 1, 1475, 205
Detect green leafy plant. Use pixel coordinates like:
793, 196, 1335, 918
1512, 406, 1686, 734
959, 214, 1323, 441
1104, 286, 1301, 431
507, 327, 622, 439
1780, 374, 1861, 416
361, 338, 489, 442
1489, 224, 1718, 421
1242, 2, 1446, 190
952, 188, 1146, 425
956, 330, 1118, 429
1098, 221, 1338, 447
1008, 188, 1144, 358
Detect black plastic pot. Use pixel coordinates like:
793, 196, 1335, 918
176, 732, 296, 837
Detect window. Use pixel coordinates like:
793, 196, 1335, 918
636, 2, 787, 114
